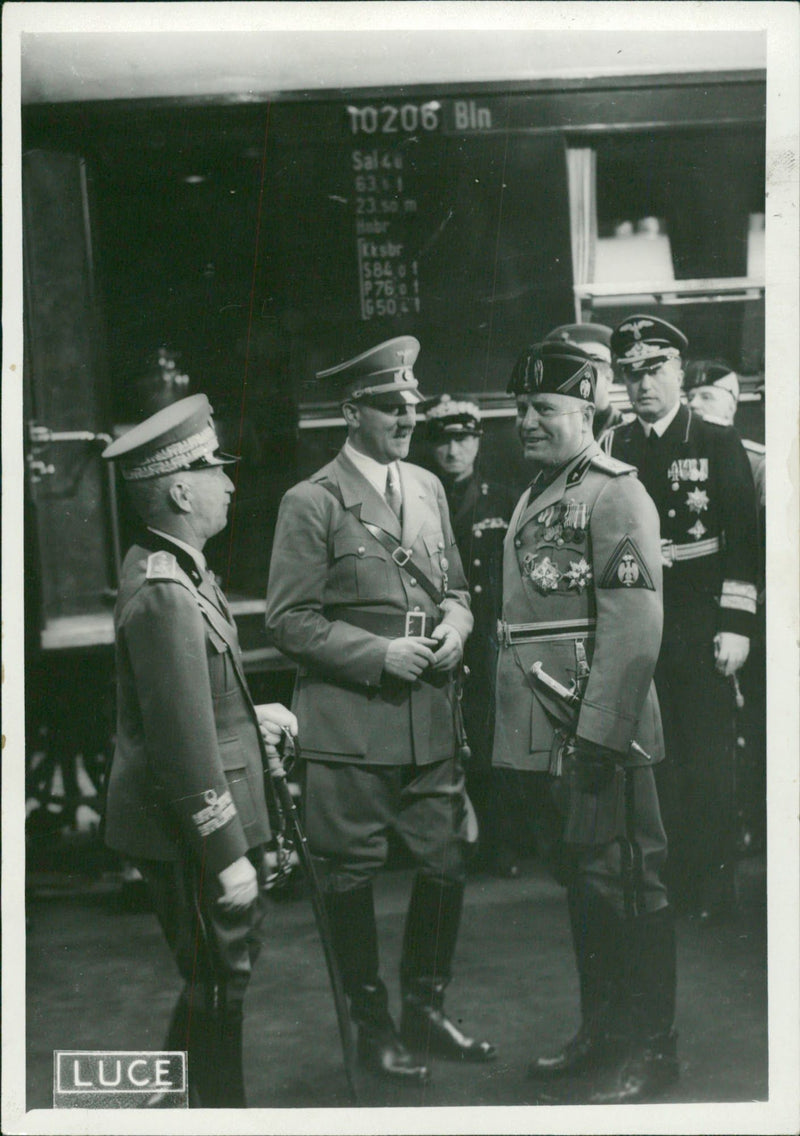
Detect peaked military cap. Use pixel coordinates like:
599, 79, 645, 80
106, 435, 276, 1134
683, 358, 740, 404
545, 322, 613, 365
611, 314, 688, 373
422, 393, 483, 440
102, 394, 237, 480
316, 335, 424, 407
508, 341, 597, 402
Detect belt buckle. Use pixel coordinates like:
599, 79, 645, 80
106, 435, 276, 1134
660, 540, 675, 568
392, 546, 412, 567
405, 611, 427, 637
498, 619, 511, 648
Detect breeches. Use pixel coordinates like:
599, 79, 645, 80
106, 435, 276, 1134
303, 758, 470, 892
136, 851, 267, 1006
567, 766, 669, 918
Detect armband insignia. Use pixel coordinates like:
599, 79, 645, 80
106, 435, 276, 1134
598, 536, 655, 591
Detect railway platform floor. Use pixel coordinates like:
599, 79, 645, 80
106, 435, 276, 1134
24, 854, 767, 1112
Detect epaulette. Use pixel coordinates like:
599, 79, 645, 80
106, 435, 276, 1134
145, 550, 179, 579
743, 438, 765, 455
589, 451, 636, 477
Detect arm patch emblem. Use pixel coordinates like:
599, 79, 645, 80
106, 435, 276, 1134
598, 536, 655, 590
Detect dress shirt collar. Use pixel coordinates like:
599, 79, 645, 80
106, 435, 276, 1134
343, 438, 398, 497
638, 398, 682, 438
147, 527, 207, 575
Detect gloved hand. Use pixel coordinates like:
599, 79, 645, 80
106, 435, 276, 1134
430, 623, 464, 672
713, 631, 750, 677
217, 855, 258, 911
255, 703, 298, 749
569, 738, 620, 795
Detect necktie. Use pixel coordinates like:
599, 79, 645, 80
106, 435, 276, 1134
385, 464, 403, 520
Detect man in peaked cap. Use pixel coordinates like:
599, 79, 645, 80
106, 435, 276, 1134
494, 341, 678, 1104
103, 394, 298, 1107
544, 323, 628, 440
606, 317, 759, 925
423, 395, 519, 875
265, 337, 495, 1084
682, 358, 766, 856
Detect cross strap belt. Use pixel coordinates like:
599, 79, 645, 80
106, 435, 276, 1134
498, 617, 597, 647
318, 479, 445, 606
661, 536, 720, 565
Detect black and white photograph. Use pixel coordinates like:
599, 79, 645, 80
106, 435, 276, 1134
2, 3, 798, 1133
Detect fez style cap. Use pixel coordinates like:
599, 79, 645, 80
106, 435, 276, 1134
316, 335, 424, 405
508, 341, 597, 402
102, 394, 237, 480
422, 393, 483, 440
545, 322, 613, 364
611, 314, 688, 373
683, 359, 740, 404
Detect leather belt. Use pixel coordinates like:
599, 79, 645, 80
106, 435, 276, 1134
498, 618, 596, 647
326, 608, 438, 639
661, 536, 720, 566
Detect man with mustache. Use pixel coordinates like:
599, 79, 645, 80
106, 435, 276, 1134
102, 394, 298, 1107
265, 337, 495, 1085
493, 341, 677, 1104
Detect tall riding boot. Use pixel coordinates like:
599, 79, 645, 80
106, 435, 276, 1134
326, 884, 429, 1083
400, 874, 496, 1062
529, 886, 627, 1079
590, 905, 679, 1104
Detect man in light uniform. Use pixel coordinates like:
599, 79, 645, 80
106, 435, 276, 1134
494, 341, 677, 1104
265, 337, 495, 1084
606, 318, 759, 921
102, 395, 297, 1107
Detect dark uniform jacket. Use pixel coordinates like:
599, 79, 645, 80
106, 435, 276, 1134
493, 441, 664, 773
441, 472, 517, 760
105, 533, 271, 875
606, 404, 758, 641
265, 449, 473, 765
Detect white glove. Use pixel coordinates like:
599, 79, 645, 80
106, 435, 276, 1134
255, 703, 298, 751
713, 631, 750, 677
429, 624, 464, 672
217, 855, 258, 911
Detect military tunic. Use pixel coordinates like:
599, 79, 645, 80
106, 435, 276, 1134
493, 441, 668, 914
265, 449, 473, 887
106, 531, 271, 1003
608, 404, 759, 911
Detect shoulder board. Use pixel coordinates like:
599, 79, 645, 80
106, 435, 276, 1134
145, 550, 179, 580
743, 438, 765, 454
589, 451, 636, 477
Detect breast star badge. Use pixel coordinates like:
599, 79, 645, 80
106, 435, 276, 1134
529, 555, 561, 592
565, 558, 593, 591
687, 519, 707, 540
686, 487, 710, 514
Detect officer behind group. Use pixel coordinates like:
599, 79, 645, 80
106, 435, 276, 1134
265, 337, 495, 1084
422, 394, 518, 873
102, 395, 298, 1108
493, 341, 677, 1105
683, 358, 766, 855
544, 322, 627, 440
606, 317, 759, 921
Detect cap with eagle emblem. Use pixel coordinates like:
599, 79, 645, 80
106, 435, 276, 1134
102, 393, 237, 481
507, 341, 597, 402
316, 335, 424, 408
611, 314, 688, 374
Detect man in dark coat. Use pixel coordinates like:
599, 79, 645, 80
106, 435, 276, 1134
494, 341, 677, 1104
422, 394, 518, 873
265, 337, 495, 1084
606, 317, 759, 921
103, 395, 297, 1108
